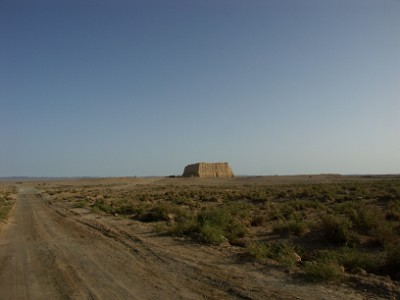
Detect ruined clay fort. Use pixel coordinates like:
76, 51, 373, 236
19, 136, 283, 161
182, 162, 234, 178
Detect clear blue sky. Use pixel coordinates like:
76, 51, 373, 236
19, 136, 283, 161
1, 0, 399, 177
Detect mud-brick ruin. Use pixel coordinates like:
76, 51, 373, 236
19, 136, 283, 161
182, 162, 234, 178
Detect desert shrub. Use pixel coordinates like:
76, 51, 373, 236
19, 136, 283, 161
170, 205, 247, 244
274, 220, 310, 237
197, 206, 230, 227
0, 202, 12, 220
225, 203, 252, 224
320, 214, 358, 245
247, 242, 271, 260
304, 260, 344, 282
269, 207, 284, 220
246, 242, 300, 267
250, 190, 268, 202
198, 223, 225, 244
170, 215, 197, 235
280, 204, 296, 220
172, 197, 191, 205
139, 207, 168, 222
346, 205, 381, 233
386, 200, 400, 221
250, 214, 265, 226
197, 206, 247, 243
314, 247, 382, 276
290, 199, 322, 211
371, 221, 398, 246
74, 199, 88, 208
153, 222, 168, 233
337, 247, 381, 274
92, 200, 113, 214
223, 220, 247, 242
138, 203, 175, 222
113, 203, 136, 215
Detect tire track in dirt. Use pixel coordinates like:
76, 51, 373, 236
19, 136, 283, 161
0, 186, 193, 299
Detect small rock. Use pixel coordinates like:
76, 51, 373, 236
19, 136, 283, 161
220, 241, 231, 247
293, 253, 302, 262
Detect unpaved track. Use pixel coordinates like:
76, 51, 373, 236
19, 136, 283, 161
0, 186, 185, 300
0, 186, 380, 300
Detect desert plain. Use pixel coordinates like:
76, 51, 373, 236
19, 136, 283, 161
0, 175, 399, 299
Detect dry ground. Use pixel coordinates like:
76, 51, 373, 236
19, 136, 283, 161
0, 175, 399, 299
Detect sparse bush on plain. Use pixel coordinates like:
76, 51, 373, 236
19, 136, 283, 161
386, 200, 400, 221
250, 214, 265, 226
246, 241, 300, 268
304, 260, 344, 282
320, 214, 358, 245
74, 199, 88, 208
0, 185, 17, 221
346, 205, 381, 233
170, 215, 197, 235
371, 222, 398, 246
339, 247, 381, 274
40, 178, 400, 281
92, 200, 113, 214
170, 205, 247, 244
273, 220, 310, 237
138, 204, 171, 222
196, 206, 247, 244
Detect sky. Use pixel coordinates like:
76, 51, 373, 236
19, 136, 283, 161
1, 0, 399, 177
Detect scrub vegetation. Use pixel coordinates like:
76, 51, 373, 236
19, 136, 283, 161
0, 184, 17, 222
40, 176, 400, 283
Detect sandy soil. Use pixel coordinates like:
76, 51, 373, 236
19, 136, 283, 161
0, 182, 395, 299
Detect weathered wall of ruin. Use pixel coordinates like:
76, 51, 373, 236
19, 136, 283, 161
182, 162, 234, 178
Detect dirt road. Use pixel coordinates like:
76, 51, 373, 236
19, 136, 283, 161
0, 186, 382, 299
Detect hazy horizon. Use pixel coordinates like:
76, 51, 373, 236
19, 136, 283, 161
2, 172, 400, 180
2, 0, 399, 177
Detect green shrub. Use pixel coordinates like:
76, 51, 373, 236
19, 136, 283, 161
386, 200, 400, 221
290, 199, 322, 211
281, 204, 296, 220
347, 205, 381, 233
223, 220, 247, 242
247, 242, 271, 260
274, 220, 309, 236
321, 214, 358, 245
337, 247, 380, 274
197, 206, 247, 243
0, 200, 13, 220
74, 199, 88, 208
246, 242, 300, 267
314, 247, 381, 275
198, 223, 225, 244
371, 222, 398, 246
170, 216, 197, 235
170, 205, 247, 244
197, 206, 230, 227
304, 260, 344, 282
113, 203, 136, 215
0, 186, 16, 221
138, 204, 170, 222
92, 200, 113, 214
